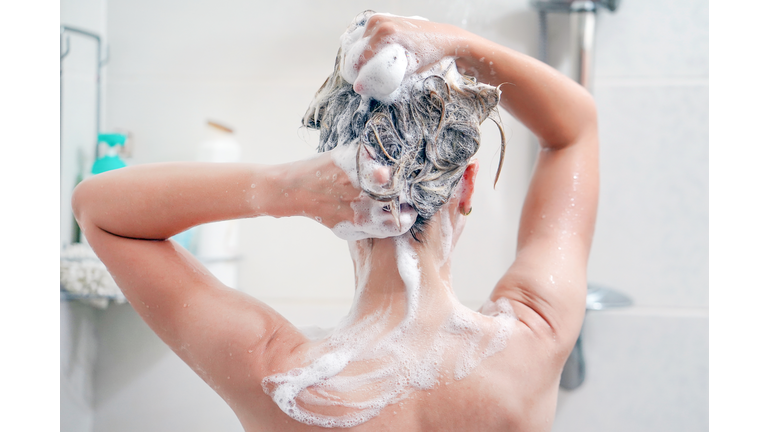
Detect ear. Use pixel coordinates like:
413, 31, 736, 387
458, 159, 479, 216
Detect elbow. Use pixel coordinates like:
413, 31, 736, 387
569, 88, 598, 145
581, 92, 598, 133
71, 176, 97, 226
542, 91, 598, 151
71, 180, 85, 223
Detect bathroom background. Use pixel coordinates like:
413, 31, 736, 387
60, 0, 708, 431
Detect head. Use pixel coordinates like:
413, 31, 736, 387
303, 12, 505, 241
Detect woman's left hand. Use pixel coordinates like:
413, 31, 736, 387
282, 150, 361, 229
285, 146, 417, 238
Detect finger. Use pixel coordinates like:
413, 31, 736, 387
356, 16, 398, 72
373, 166, 390, 184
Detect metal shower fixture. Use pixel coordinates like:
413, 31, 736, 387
531, 0, 621, 91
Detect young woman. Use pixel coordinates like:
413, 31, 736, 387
73, 12, 598, 432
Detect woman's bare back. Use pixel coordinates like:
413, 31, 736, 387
233, 306, 565, 432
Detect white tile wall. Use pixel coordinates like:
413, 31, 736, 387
57, 0, 710, 430
594, 0, 708, 78
589, 84, 708, 308
60, 1, 107, 431
553, 309, 708, 432
61, 302, 98, 432
93, 304, 242, 432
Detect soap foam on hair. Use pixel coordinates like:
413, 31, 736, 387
339, 13, 430, 103
329, 143, 418, 240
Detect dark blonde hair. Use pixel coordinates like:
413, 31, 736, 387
303, 13, 505, 238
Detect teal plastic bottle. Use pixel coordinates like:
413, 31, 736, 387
92, 133, 127, 174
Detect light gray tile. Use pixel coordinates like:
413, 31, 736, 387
589, 84, 708, 308
265, 301, 353, 329
553, 311, 708, 432
93, 304, 241, 432
594, 0, 708, 78
240, 217, 357, 302
61, 75, 98, 246
106, 0, 399, 82
61, 0, 105, 36
94, 353, 243, 432
61, 302, 98, 432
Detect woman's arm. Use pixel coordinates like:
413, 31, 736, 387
459, 36, 598, 344
71, 152, 359, 403
360, 15, 599, 347
72, 156, 359, 240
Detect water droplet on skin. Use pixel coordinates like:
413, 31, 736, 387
316, 171, 321, 177
315, 216, 322, 222
251, 184, 256, 188
183, 303, 188, 308
284, 193, 289, 197
248, 350, 253, 353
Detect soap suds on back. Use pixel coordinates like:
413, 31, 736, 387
262, 231, 517, 428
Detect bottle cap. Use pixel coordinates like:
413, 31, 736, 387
98, 133, 127, 147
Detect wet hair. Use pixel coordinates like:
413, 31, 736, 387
302, 16, 505, 239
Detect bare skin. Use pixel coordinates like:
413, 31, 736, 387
72, 15, 598, 432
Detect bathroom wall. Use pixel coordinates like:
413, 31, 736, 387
60, 0, 107, 431
60, 0, 107, 247
553, 1, 708, 430
63, 0, 707, 431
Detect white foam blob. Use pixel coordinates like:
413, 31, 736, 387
339, 13, 434, 102
353, 44, 408, 99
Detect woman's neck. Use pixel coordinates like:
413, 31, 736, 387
346, 208, 464, 324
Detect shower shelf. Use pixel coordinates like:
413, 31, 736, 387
60, 255, 244, 304
60, 287, 123, 302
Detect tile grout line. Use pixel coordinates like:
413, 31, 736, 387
595, 77, 709, 87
